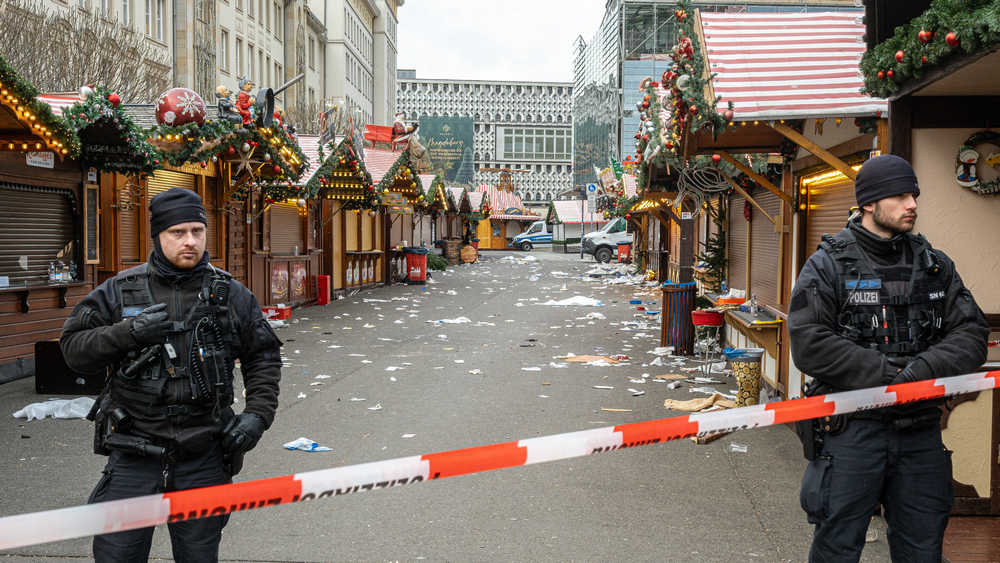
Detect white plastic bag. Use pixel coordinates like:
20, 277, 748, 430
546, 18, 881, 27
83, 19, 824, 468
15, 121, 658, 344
13, 397, 95, 421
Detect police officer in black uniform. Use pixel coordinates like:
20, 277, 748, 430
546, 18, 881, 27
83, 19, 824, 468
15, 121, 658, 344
788, 155, 988, 562
61, 188, 282, 562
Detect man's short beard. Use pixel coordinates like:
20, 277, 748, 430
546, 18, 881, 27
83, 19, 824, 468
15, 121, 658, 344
872, 202, 914, 235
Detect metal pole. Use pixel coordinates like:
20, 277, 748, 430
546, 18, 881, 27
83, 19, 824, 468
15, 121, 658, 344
579, 188, 585, 259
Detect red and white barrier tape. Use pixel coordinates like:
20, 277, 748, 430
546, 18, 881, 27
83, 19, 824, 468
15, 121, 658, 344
1, 370, 998, 550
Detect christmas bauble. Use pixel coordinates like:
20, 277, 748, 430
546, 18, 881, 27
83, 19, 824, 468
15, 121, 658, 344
918, 30, 930, 43
273, 165, 281, 174
712, 154, 721, 164
877, 71, 885, 79
676, 74, 691, 91
722, 109, 735, 122
921, 55, 928, 64
887, 70, 894, 78
895, 50, 905, 63
945, 32, 959, 47
107, 93, 121, 108
155, 87, 207, 126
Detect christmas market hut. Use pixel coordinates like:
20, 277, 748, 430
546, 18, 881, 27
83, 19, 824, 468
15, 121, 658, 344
545, 200, 609, 254
472, 185, 538, 250
425, 175, 462, 242
364, 143, 427, 281
414, 173, 437, 247
860, 0, 1000, 515
0, 56, 83, 382
303, 134, 382, 295
146, 87, 307, 307
633, 2, 887, 394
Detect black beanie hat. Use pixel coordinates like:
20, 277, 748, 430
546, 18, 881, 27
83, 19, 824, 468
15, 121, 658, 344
854, 154, 920, 207
149, 187, 207, 237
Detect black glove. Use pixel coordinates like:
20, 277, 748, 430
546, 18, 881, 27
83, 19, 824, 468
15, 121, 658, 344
891, 357, 934, 385
222, 413, 266, 454
127, 303, 171, 348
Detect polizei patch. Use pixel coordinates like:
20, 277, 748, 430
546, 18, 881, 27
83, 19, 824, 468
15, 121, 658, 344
847, 291, 880, 305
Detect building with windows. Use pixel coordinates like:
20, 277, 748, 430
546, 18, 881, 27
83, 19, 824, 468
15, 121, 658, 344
572, 0, 859, 188
395, 72, 574, 204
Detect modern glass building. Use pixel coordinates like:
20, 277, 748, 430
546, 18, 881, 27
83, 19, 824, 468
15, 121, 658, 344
571, 0, 859, 188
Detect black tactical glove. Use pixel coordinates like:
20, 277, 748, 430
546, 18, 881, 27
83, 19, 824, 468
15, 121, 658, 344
891, 357, 934, 385
127, 303, 171, 348
222, 413, 266, 454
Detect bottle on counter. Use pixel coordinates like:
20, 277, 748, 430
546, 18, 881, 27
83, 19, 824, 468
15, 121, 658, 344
48, 262, 56, 282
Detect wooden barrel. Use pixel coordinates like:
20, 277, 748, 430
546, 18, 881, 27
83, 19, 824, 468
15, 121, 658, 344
443, 239, 461, 265
460, 244, 478, 264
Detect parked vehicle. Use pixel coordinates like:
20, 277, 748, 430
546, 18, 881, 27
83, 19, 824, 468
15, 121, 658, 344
510, 220, 552, 251
581, 217, 632, 262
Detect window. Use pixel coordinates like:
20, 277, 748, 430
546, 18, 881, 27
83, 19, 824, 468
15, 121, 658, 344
101, 0, 109, 18
248, 43, 255, 79
308, 37, 315, 69
308, 87, 315, 106
121, 0, 130, 27
235, 38, 243, 76
235, 0, 241, 11
265, 0, 270, 29
155, 0, 163, 40
258, 49, 263, 85
499, 127, 571, 161
274, 2, 280, 38
275, 62, 281, 84
247, 0, 253, 18
265, 55, 271, 85
219, 29, 229, 71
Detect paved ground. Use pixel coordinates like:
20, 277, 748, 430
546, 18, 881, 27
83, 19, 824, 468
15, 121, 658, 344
0, 250, 892, 562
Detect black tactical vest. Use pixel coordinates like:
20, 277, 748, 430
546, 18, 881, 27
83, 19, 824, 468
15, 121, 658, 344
819, 229, 948, 357
110, 263, 237, 444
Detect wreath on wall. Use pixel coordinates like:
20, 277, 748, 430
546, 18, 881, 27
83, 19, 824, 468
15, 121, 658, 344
955, 131, 1000, 195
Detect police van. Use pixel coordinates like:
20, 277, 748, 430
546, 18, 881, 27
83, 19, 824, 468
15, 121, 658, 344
510, 220, 552, 251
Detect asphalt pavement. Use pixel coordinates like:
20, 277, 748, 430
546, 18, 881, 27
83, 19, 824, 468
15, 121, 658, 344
0, 250, 892, 562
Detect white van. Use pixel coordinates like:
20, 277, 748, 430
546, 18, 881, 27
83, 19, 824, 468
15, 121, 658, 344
581, 217, 633, 262
510, 220, 552, 251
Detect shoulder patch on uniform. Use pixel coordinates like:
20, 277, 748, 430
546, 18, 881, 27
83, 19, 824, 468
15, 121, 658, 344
122, 305, 144, 318
847, 291, 880, 305
845, 279, 882, 290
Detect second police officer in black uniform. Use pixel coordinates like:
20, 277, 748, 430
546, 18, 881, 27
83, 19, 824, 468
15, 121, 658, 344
61, 187, 283, 563
788, 155, 988, 562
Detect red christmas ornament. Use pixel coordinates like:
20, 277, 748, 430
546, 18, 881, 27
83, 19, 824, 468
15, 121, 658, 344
711, 154, 721, 164
153, 159, 160, 165
154, 87, 207, 126
642, 134, 650, 141
895, 50, 905, 63
877, 71, 885, 79
625, 213, 631, 220
918, 30, 931, 43
107, 93, 121, 108
946, 32, 959, 47
227, 146, 236, 155
722, 109, 735, 122
273, 165, 281, 174
634, 132, 641, 139
921, 55, 928, 64
689, 105, 699, 115
887, 70, 895, 78
200, 161, 207, 168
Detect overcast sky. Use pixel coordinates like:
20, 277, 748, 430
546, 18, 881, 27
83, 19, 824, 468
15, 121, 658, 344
397, 1, 608, 83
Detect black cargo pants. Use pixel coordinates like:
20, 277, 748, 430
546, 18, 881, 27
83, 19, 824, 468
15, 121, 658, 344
88, 445, 232, 563
800, 418, 953, 563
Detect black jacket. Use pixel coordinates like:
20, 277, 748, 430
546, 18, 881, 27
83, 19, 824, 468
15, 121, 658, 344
61, 260, 282, 430
788, 220, 988, 395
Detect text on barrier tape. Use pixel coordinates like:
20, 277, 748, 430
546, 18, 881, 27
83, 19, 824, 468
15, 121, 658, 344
1, 371, 998, 550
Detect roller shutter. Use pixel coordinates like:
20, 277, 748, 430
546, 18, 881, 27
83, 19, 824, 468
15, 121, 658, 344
727, 194, 748, 291
269, 203, 302, 255
203, 177, 218, 256
749, 190, 782, 308
147, 170, 195, 197
0, 184, 76, 284
804, 180, 855, 260
119, 202, 140, 263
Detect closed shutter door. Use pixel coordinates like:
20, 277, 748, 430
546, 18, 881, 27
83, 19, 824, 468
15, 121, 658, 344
119, 204, 140, 263
270, 203, 301, 255
749, 190, 782, 307
0, 185, 75, 284
728, 194, 748, 291
804, 179, 855, 260
147, 170, 196, 198
203, 177, 218, 256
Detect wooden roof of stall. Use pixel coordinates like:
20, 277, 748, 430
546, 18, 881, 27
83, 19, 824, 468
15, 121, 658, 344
0, 56, 79, 158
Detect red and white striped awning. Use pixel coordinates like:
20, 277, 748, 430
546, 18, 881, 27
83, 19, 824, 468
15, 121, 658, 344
36, 93, 83, 117
701, 11, 887, 120
293, 135, 322, 186
474, 185, 539, 221
364, 147, 404, 184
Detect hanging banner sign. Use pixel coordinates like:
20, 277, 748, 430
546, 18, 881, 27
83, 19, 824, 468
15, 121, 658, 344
26, 152, 55, 169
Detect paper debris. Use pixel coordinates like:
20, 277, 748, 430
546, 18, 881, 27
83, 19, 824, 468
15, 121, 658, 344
543, 296, 603, 307
560, 355, 619, 364
468, 369, 482, 375
521, 367, 541, 372
549, 362, 568, 368
628, 388, 646, 396
350, 397, 366, 402
601, 408, 632, 412
664, 393, 735, 412
401, 433, 416, 439
592, 385, 614, 390
728, 443, 749, 453
297, 392, 307, 399
283, 437, 331, 452
385, 366, 402, 371
367, 403, 383, 411
428, 316, 472, 324
653, 374, 686, 381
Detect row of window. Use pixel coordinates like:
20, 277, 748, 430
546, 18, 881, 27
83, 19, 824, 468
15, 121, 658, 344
501, 128, 571, 161
344, 7, 373, 65
345, 95, 372, 133
400, 110, 572, 124
81, 0, 165, 42
399, 82, 572, 97
221, 34, 281, 86
346, 52, 373, 102
233, 0, 283, 41
474, 163, 571, 174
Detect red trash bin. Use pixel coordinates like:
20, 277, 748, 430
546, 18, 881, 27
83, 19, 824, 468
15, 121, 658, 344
404, 247, 429, 284
470, 238, 480, 250
617, 243, 632, 263
316, 275, 331, 305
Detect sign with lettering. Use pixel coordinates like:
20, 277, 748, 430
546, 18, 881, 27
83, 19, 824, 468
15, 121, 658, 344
26, 152, 54, 169
418, 116, 475, 185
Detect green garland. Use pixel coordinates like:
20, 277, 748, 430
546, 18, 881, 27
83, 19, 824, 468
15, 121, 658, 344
860, 0, 1000, 98
601, 195, 640, 219
375, 147, 425, 203
62, 86, 161, 175
0, 55, 80, 158
634, 0, 733, 191
310, 136, 379, 209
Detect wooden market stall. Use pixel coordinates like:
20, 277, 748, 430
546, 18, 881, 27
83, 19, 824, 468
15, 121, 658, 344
473, 185, 539, 250
0, 57, 84, 382
305, 135, 382, 295
545, 200, 610, 254
861, 0, 1000, 515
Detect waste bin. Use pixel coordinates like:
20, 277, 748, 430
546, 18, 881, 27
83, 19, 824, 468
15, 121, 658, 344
403, 247, 429, 284
617, 243, 632, 263
661, 281, 696, 355
316, 275, 331, 306
732, 348, 765, 407
471, 238, 480, 250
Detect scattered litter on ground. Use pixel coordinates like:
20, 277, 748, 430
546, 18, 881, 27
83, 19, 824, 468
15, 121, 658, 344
542, 296, 603, 306
468, 369, 482, 375
628, 388, 646, 396
385, 366, 402, 371
664, 393, 735, 412
592, 385, 614, 390
389, 376, 397, 382
549, 362, 568, 368
13, 397, 94, 421
653, 374, 686, 381
267, 319, 288, 329
650, 347, 674, 356
401, 434, 416, 439
454, 359, 465, 364
521, 367, 541, 372
559, 355, 619, 364
428, 316, 472, 324
283, 437, 332, 452
667, 381, 682, 390
538, 395, 550, 398
601, 408, 632, 412
349, 397, 366, 402
367, 403, 383, 411
297, 392, 307, 399
728, 443, 749, 454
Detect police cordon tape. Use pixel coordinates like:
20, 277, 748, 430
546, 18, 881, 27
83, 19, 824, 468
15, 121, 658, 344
1, 370, 998, 550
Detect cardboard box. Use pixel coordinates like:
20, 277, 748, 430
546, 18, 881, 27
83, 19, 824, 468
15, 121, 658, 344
262, 305, 291, 320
